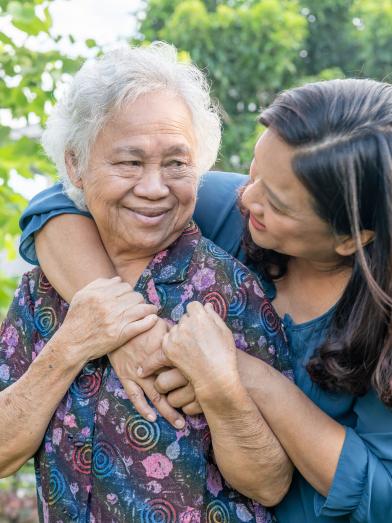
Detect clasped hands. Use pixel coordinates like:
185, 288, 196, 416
110, 301, 240, 429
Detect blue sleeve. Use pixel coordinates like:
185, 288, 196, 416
19, 183, 91, 265
314, 389, 392, 522
19, 172, 248, 265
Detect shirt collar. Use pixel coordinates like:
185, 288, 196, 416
135, 221, 201, 294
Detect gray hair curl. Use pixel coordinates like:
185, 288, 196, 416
42, 42, 222, 209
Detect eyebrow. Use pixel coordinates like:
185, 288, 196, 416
112, 145, 192, 157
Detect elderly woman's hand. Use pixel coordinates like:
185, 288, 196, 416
57, 276, 158, 363
109, 319, 186, 429
139, 302, 240, 404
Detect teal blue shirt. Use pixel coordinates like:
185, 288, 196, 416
19, 171, 392, 522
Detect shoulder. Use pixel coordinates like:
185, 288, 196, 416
194, 171, 247, 257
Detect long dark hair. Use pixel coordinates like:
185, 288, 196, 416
244, 79, 392, 406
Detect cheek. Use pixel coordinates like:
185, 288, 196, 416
171, 181, 197, 209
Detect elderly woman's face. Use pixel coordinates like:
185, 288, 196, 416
76, 90, 198, 257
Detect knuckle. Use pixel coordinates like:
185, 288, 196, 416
150, 390, 162, 405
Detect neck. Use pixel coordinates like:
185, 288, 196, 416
288, 256, 352, 280
273, 256, 352, 323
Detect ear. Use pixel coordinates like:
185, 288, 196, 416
335, 229, 375, 257
64, 150, 83, 189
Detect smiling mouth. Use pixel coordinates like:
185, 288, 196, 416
249, 213, 266, 231
124, 207, 171, 225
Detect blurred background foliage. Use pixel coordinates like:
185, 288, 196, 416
0, 0, 391, 519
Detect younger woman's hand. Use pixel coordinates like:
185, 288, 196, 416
154, 368, 203, 416
139, 301, 241, 403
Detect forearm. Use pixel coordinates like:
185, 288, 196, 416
0, 334, 84, 477
238, 351, 345, 496
35, 214, 115, 302
197, 377, 293, 506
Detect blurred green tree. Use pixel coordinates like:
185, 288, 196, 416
135, 0, 307, 171
0, 0, 82, 314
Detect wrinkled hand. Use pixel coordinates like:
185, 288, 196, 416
109, 319, 185, 429
139, 302, 240, 402
58, 277, 158, 362
154, 368, 203, 416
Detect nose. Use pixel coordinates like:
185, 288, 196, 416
133, 168, 170, 200
241, 181, 265, 214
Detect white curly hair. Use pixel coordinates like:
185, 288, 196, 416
42, 42, 222, 209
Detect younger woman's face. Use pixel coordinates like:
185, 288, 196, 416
241, 129, 343, 264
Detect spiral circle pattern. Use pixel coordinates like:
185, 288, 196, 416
260, 300, 281, 335
34, 307, 57, 337
233, 267, 247, 287
93, 441, 116, 478
202, 292, 228, 320
38, 272, 53, 293
206, 500, 230, 523
126, 415, 160, 452
72, 443, 92, 474
141, 498, 177, 522
205, 242, 231, 259
71, 368, 102, 398
48, 469, 66, 506
228, 287, 248, 317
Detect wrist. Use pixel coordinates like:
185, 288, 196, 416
195, 372, 247, 410
44, 331, 87, 374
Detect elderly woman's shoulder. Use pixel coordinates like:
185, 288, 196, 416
196, 236, 263, 290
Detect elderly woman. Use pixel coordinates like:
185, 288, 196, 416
0, 44, 293, 522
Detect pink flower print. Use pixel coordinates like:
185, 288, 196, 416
45, 442, 53, 453
179, 508, 201, 523
191, 268, 216, 291
107, 493, 118, 505
52, 428, 62, 446
64, 413, 77, 428
206, 463, 223, 496
81, 427, 91, 437
3, 325, 19, 349
98, 398, 109, 416
142, 453, 173, 479
146, 279, 160, 307
0, 364, 10, 381
146, 480, 162, 494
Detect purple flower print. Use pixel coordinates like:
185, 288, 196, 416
191, 268, 216, 291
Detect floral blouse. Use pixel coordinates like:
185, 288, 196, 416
0, 223, 292, 523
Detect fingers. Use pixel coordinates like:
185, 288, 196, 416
121, 314, 158, 344
122, 379, 157, 422
167, 383, 196, 408
141, 378, 185, 429
137, 335, 172, 377
155, 368, 188, 394
182, 401, 203, 416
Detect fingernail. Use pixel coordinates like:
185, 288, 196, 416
137, 367, 143, 376
175, 419, 185, 429
147, 413, 156, 422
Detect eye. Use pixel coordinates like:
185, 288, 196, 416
268, 200, 284, 214
167, 159, 187, 168
118, 160, 142, 167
